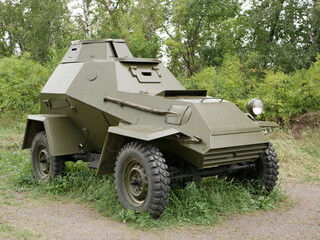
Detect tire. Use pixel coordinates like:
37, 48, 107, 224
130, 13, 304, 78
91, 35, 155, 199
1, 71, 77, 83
222, 144, 279, 192
256, 144, 279, 192
31, 131, 66, 181
114, 141, 170, 218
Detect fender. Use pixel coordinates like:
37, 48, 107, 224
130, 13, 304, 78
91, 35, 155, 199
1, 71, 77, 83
22, 114, 85, 156
96, 124, 179, 175
108, 124, 179, 141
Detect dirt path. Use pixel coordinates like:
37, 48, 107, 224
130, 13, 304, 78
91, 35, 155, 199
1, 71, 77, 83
1, 182, 319, 240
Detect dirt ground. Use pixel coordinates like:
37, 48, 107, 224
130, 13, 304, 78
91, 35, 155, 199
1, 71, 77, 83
1, 181, 319, 240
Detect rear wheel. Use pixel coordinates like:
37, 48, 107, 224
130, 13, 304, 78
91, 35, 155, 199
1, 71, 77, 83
114, 141, 170, 218
31, 131, 66, 181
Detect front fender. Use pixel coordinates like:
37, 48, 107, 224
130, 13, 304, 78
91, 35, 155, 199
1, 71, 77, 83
108, 124, 179, 141
96, 124, 179, 175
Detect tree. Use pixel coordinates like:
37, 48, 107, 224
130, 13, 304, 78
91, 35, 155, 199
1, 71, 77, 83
308, 0, 320, 62
93, 0, 165, 58
241, 0, 320, 73
82, 0, 92, 38
0, 0, 73, 63
0, 0, 26, 57
163, 0, 240, 76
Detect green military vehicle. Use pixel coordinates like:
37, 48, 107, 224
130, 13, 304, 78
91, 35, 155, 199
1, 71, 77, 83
23, 39, 279, 218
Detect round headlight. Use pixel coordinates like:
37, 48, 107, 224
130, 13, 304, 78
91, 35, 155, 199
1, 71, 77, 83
246, 98, 264, 116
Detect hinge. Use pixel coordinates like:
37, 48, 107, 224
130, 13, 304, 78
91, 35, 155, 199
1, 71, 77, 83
152, 67, 162, 77
129, 66, 138, 76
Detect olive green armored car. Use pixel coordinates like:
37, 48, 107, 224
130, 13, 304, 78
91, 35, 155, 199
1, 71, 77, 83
23, 39, 279, 218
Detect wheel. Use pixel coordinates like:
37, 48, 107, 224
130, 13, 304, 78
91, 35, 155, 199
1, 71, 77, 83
31, 131, 66, 181
114, 141, 170, 218
256, 144, 279, 192
221, 144, 279, 192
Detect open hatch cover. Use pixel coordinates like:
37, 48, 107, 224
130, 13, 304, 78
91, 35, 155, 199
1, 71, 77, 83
157, 90, 207, 97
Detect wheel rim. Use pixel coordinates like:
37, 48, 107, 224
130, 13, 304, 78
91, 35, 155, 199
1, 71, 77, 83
35, 145, 50, 178
123, 158, 148, 208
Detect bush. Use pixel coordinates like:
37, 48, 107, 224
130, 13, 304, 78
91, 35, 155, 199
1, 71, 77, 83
184, 55, 320, 123
184, 55, 260, 110
0, 54, 50, 114
256, 61, 320, 122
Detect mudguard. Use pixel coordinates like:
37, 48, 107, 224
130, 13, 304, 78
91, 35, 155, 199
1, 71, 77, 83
108, 124, 179, 141
22, 114, 85, 156
96, 125, 179, 175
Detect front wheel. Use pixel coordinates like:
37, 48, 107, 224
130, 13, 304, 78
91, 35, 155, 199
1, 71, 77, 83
256, 144, 279, 192
114, 141, 170, 218
31, 131, 66, 181
222, 144, 279, 192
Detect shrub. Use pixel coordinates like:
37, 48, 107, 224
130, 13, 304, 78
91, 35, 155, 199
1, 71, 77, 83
0, 54, 49, 114
185, 56, 245, 102
184, 55, 320, 123
255, 59, 320, 122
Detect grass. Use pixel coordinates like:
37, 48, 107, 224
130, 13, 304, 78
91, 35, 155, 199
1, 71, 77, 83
1, 114, 319, 229
0, 217, 44, 240
269, 128, 320, 182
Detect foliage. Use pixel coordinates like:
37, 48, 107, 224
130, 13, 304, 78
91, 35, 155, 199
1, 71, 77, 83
0, 0, 319, 76
240, 0, 320, 73
0, 54, 49, 114
93, 0, 165, 58
0, 0, 319, 123
163, 0, 240, 76
0, 0, 74, 63
183, 55, 247, 106
255, 61, 320, 122
185, 54, 320, 122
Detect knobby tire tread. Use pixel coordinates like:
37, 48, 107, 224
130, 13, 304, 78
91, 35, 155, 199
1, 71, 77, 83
115, 141, 170, 218
31, 131, 66, 180
259, 145, 279, 192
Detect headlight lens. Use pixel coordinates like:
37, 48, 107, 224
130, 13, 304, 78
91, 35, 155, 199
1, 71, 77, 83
246, 98, 264, 116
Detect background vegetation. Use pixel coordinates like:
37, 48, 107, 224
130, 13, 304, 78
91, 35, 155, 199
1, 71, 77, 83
0, 0, 319, 123
0, 0, 319, 232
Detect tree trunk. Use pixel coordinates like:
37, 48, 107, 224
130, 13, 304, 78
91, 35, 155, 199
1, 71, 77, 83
82, 0, 91, 39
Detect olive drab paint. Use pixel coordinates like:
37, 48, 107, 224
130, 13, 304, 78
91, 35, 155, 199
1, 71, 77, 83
23, 39, 278, 170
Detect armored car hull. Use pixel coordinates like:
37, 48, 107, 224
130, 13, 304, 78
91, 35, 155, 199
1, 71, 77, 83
23, 39, 279, 218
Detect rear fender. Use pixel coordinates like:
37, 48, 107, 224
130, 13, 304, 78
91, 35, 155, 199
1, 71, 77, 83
22, 114, 85, 156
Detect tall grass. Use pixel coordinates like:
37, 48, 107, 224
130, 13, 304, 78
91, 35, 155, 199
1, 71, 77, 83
269, 128, 320, 182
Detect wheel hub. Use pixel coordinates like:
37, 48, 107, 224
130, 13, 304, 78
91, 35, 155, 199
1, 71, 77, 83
123, 159, 148, 207
38, 147, 50, 176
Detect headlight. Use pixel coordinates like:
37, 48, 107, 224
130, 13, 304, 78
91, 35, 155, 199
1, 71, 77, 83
246, 98, 264, 116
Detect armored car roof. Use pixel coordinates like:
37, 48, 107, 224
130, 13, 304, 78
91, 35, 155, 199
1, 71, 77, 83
61, 38, 134, 63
